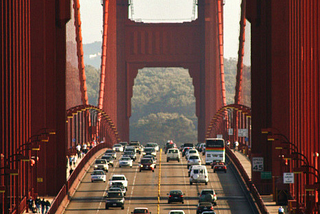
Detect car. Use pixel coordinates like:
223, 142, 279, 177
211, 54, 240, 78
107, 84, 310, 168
166, 148, 180, 162
143, 155, 157, 167
123, 151, 136, 161
119, 141, 128, 150
187, 155, 201, 168
132, 207, 151, 214
91, 170, 106, 182
199, 189, 217, 205
94, 159, 109, 172
182, 147, 192, 157
105, 149, 117, 159
185, 149, 199, 160
119, 156, 133, 167
189, 165, 208, 185
101, 155, 114, 167
196, 202, 214, 214
109, 174, 128, 189
201, 211, 216, 214
125, 146, 137, 154
129, 141, 142, 154
113, 144, 124, 152
105, 191, 125, 209
139, 158, 155, 172
164, 140, 175, 154
109, 182, 127, 196
167, 190, 184, 204
213, 161, 227, 173
168, 210, 185, 214
145, 142, 159, 152
143, 147, 156, 156
198, 143, 206, 153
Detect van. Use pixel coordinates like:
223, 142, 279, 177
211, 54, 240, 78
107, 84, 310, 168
167, 148, 180, 162
189, 165, 208, 185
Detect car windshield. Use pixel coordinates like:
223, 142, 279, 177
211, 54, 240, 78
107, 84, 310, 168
102, 156, 112, 160
184, 143, 193, 147
124, 151, 133, 155
189, 150, 197, 154
108, 192, 122, 198
92, 171, 104, 175
112, 176, 125, 181
134, 209, 148, 213
109, 187, 121, 191
114, 144, 121, 147
189, 156, 199, 159
121, 157, 131, 161
170, 190, 182, 195
201, 190, 214, 195
105, 150, 113, 154
141, 159, 153, 164
168, 149, 178, 153
95, 160, 106, 164
144, 148, 155, 152
170, 212, 184, 214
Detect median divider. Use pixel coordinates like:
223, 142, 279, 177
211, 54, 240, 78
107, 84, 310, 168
157, 148, 162, 214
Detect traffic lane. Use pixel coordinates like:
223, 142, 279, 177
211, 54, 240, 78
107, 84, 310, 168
125, 152, 160, 214
64, 152, 139, 214
160, 153, 196, 214
199, 154, 254, 214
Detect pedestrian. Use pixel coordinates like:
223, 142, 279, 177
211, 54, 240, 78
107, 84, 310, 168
82, 142, 87, 154
278, 206, 284, 214
76, 143, 81, 158
35, 196, 41, 213
45, 200, 51, 213
69, 167, 74, 176
40, 198, 45, 214
234, 141, 239, 151
27, 197, 33, 213
68, 156, 73, 167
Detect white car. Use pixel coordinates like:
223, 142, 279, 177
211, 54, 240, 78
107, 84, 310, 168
167, 148, 181, 162
187, 155, 201, 168
94, 159, 109, 172
189, 165, 209, 185
119, 156, 133, 168
169, 210, 185, 214
91, 170, 106, 182
113, 144, 124, 152
109, 174, 128, 189
186, 149, 199, 160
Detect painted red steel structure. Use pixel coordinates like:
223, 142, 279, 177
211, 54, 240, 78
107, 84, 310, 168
99, 0, 225, 142
246, 0, 320, 212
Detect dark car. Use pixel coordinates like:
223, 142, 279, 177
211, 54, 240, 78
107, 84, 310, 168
196, 202, 214, 214
124, 151, 136, 161
199, 189, 217, 205
182, 147, 192, 157
129, 141, 141, 154
167, 190, 184, 204
105, 191, 125, 209
139, 158, 155, 172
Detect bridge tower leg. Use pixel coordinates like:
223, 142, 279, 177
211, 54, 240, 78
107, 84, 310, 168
101, 0, 224, 143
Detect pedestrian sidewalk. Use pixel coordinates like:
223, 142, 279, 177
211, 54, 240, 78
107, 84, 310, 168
232, 149, 287, 214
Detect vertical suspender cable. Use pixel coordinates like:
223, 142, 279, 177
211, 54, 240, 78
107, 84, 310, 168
234, 0, 246, 105
217, 0, 227, 107
74, 0, 88, 105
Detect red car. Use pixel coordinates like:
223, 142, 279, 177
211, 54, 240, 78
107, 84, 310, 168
211, 161, 227, 173
139, 158, 155, 172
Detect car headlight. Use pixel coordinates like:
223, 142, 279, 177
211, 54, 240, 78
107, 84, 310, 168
94, 165, 97, 168
140, 165, 143, 167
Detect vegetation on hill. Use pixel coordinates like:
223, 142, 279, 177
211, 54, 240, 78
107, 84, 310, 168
84, 58, 251, 146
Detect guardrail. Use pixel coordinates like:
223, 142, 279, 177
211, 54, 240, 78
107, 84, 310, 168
47, 142, 108, 214
226, 146, 269, 214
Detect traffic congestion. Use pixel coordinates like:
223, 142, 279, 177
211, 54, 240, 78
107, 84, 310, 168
64, 139, 254, 214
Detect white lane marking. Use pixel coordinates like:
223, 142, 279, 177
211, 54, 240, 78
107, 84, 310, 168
126, 153, 142, 214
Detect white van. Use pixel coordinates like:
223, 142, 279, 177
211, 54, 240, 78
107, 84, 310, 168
167, 148, 180, 162
189, 165, 208, 185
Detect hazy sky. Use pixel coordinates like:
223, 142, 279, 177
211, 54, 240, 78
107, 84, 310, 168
79, 0, 250, 61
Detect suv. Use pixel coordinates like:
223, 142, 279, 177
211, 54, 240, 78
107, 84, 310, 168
199, 189, 217, 205
132, 207, 151, 214
139, 158, 155, 172
189, 165, 208, 185
94, 159, 109, 172
167, 148, 180, 162
129, 141, 141, 154
105, 191, 125, 209
109, 174, 128, 189
196, 202, 214, 214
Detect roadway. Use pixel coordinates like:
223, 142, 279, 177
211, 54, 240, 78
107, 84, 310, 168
64, 149, 256, 214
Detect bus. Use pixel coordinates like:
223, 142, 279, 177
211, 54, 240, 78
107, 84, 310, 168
205, 138, 225, 165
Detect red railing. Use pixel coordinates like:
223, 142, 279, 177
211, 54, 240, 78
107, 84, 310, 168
47, 142, 108, 214
226, 146, 268, 214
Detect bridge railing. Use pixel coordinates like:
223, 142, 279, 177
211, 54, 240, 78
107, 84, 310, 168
47, 142, 108, 214
226, 146, 269, 214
